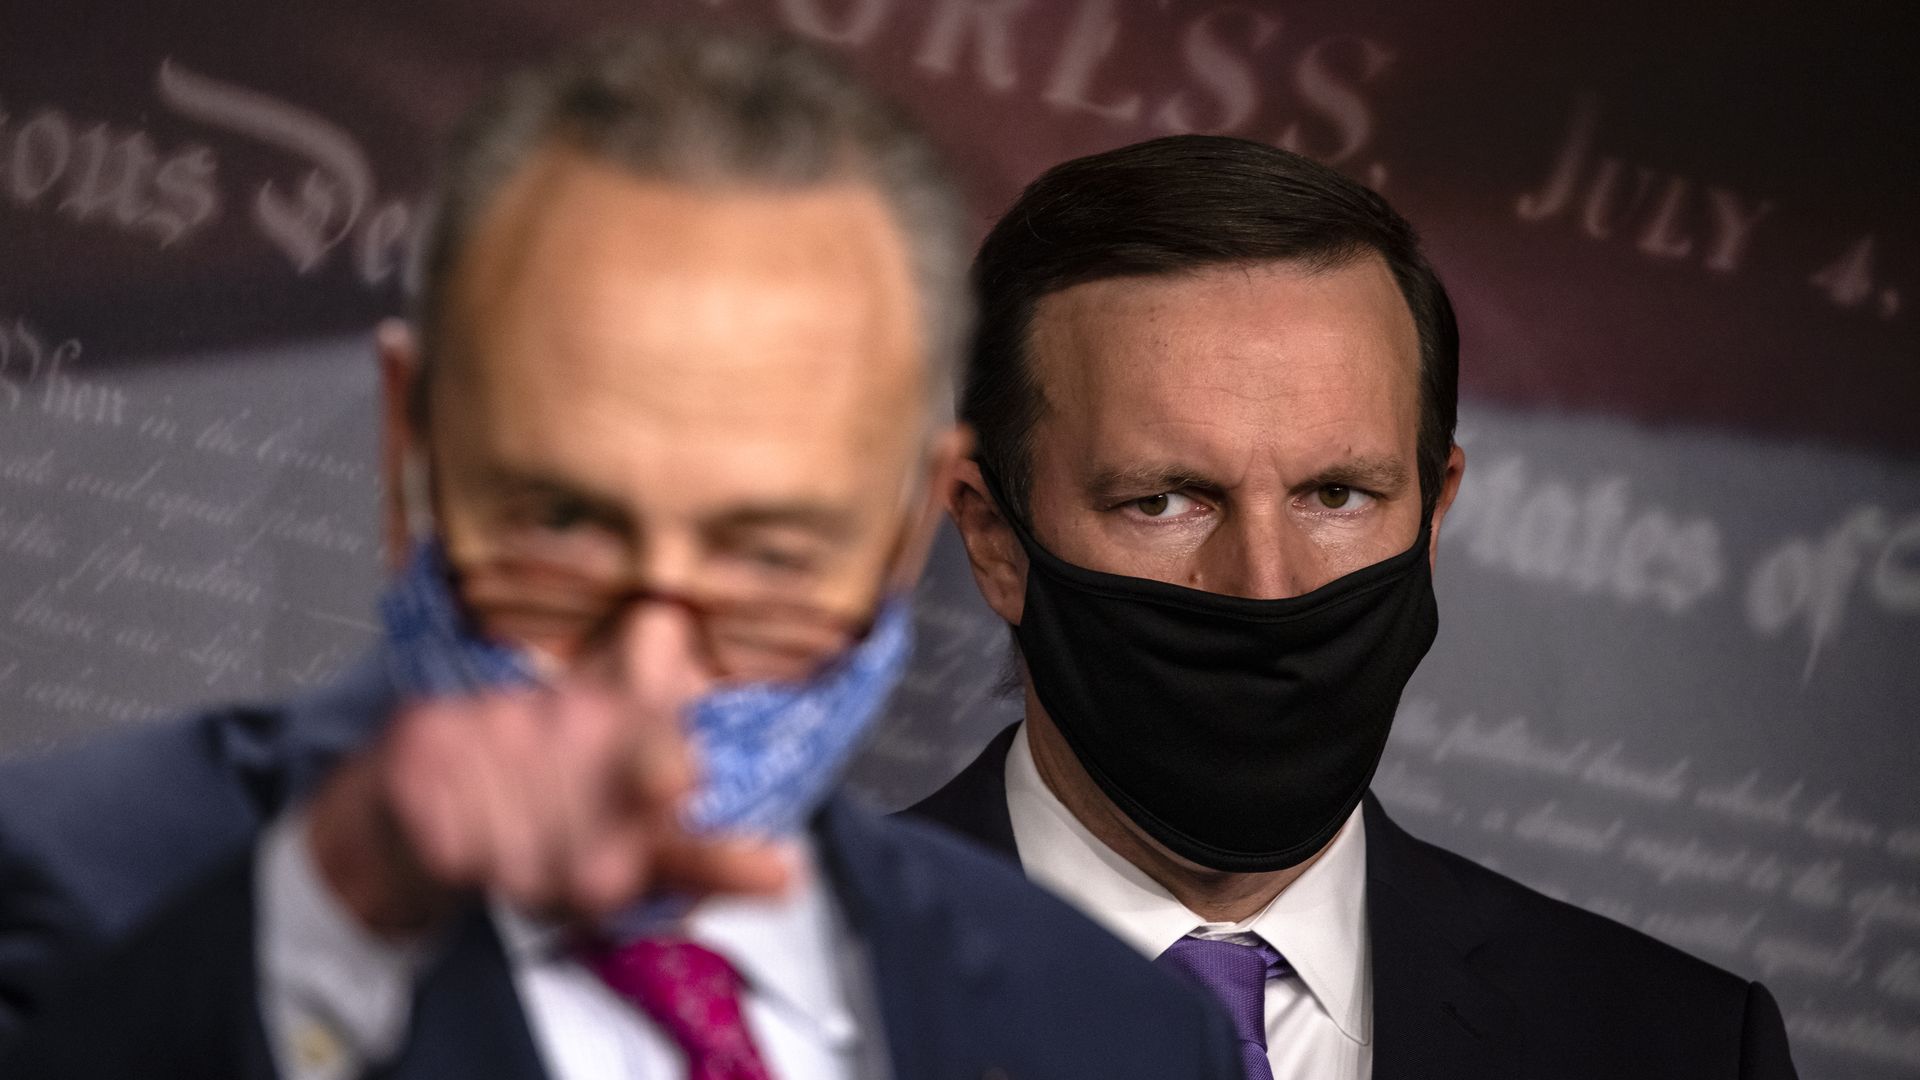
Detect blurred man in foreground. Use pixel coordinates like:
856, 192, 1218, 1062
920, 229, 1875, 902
911, 135, 1797, 1080
0, 29, 1241, 1080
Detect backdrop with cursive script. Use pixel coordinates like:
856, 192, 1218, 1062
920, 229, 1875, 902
2, 3, 1915, 1074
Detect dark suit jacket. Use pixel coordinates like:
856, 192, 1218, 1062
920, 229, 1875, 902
0, 660, 1243, 1080
909, 725, 1800, 1080
0, 655, 388, 1052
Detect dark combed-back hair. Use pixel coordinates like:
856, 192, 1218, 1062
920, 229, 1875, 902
965, 134, 1459, 524
409, 24, 969, 426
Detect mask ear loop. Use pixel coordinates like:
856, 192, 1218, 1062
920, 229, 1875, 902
399, 449, 568, 681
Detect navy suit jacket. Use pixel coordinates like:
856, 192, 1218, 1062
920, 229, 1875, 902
0, 659, 1242, 1079
908, 725, 1800, 1080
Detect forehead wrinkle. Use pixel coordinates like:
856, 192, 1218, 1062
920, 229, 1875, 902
450, 147, 921, 378
1026, 258, 1420, 485
433, 151, 928, 558
484, 176, 911, 383
1082, 386, 1409, 499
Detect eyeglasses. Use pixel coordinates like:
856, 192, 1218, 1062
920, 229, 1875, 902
449, 552, 873, 683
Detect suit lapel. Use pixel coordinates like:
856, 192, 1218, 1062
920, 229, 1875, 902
213, 654, 549, 1080
365, 904, 550, 1080
1364, 796, 1520, 1080
902, 723, 1020, 859
905, 732, 1526, 1077
815, 797, 1014, 1080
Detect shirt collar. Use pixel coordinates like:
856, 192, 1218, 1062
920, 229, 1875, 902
492, 837, 862, 1050
1004, 721, 1371, 1045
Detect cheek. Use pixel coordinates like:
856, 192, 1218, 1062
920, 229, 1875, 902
467, 608, 576, 669
814, 515, 916, 609
1309, 501, 1423, 574
423, 479, 501, 563
1316, 532, 1397, 579
1088, 518, 1214, 581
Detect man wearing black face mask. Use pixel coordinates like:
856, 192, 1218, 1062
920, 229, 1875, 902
909, 135, 1798, 1080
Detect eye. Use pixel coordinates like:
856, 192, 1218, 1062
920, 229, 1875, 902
1128, 491, 1200, 519
534, 496, 597, 532
721, 534, 827, 578
745, 545, 817, 574
1311, 486, 1375, 512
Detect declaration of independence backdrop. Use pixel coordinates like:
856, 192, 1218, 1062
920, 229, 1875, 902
2, 2, 1915, 1073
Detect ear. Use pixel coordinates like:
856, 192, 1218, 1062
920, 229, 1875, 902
947, 457, 1029, 625
377, 319, 425, 573
1426, 443, 1467, 570
885, 423, 974, 596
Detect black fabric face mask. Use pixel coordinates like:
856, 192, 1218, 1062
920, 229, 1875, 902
996, 478, 1439, 873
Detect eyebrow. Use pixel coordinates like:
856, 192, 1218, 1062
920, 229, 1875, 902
704, 502, 863, 543
1296, 455, 1413, 495
1084, 455, 1413, 500
488, 467, 864, 543
487, 469, 633, 530
1085, 464, 1222, 501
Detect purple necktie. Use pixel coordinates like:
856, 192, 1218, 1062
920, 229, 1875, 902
1156, 935, 1290, 1080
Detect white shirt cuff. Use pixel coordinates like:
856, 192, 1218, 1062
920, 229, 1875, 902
255, 800, 436, 1080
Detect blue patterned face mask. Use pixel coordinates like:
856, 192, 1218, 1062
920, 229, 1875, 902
378, 538, 914, 839
379, 539, 540, 699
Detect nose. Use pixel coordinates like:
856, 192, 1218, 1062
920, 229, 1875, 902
1193, 511, 1325, 600
603, 595, 715, 714
591, 532, 721, 702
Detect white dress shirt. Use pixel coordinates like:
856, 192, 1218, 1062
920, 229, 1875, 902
255, 804, 889, 1080
1003, 722, 1373, 1080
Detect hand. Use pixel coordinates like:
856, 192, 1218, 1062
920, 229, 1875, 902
306, 679, 793, 938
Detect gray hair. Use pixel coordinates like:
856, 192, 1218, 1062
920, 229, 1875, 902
409, 24, 970, 425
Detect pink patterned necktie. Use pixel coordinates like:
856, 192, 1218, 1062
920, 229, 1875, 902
581, 938, 775, 1080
